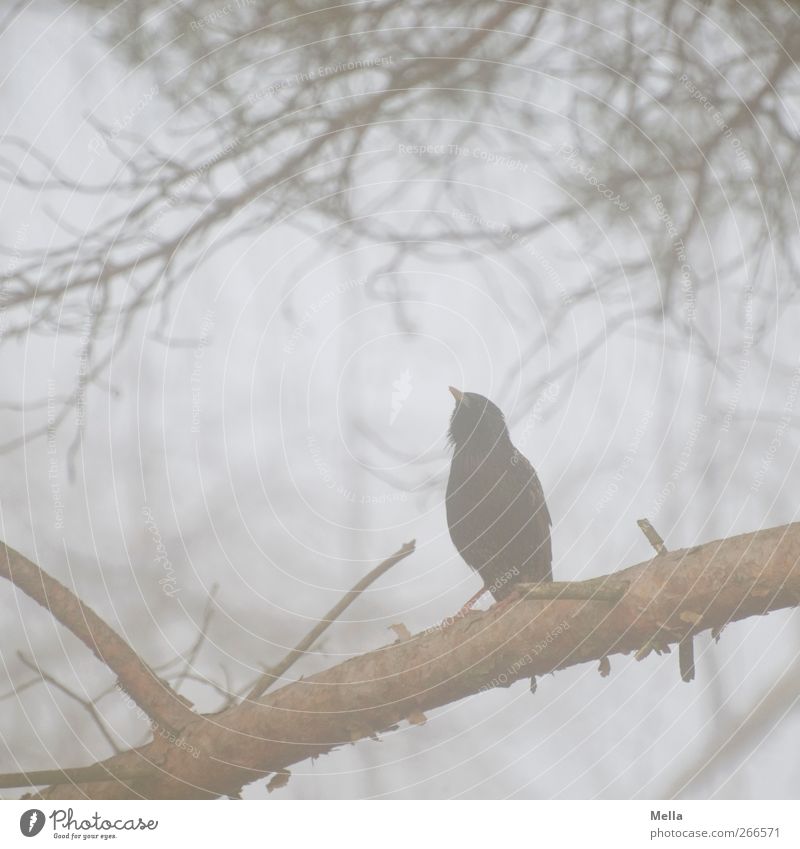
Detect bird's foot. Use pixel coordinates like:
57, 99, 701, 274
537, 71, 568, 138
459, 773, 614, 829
436, 587, 489, 629
457, 586, 489, 617
489, 594, 518, 614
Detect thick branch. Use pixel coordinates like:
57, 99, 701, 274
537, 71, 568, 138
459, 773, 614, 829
0, 542, 194, 733
15, 521, 800, 800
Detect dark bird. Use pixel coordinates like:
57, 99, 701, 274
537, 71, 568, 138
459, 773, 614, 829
446, 387, 552, 611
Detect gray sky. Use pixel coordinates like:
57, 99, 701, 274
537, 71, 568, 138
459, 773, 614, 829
1, 0, 799, 799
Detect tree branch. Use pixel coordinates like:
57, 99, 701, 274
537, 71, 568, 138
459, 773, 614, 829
0, 542, 194, 734
7, 521, 800, 800
17, 652, 122, 755
246, 540, 417, 700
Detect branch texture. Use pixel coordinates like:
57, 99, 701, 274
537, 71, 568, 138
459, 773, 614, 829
0, 543, 194, 733
15, 521, 800, 800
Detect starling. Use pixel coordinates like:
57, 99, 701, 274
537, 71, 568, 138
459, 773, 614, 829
446, 387, 552, 610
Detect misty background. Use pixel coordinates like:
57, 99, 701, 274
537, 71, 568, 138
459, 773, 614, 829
1, 0, 799, 798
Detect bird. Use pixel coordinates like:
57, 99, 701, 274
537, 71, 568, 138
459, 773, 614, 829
445, 387, 552, 612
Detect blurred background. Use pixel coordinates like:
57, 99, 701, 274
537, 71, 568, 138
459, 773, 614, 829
1, 0, 800, 798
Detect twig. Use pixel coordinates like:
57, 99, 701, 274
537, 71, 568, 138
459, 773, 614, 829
637, 518, 668, 555
18, 653, 122, 755
246, 540, 416, 701
0, 541, 194, 732
0, 763, 146, 791
637, 518, 694, 682
171, 584, 220, 694
0, 677, 41, 701
173, 672, 233, 703
515, 578, 629, 603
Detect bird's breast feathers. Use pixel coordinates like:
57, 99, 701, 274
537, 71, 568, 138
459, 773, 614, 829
446, 445, 551, 541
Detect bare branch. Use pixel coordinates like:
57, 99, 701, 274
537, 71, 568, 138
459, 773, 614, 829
0, 542, 194, 733
171, 584, 220, 695
17, 653, 122, 755
638, 518, 668, 556
246, 540, 417, 700
638, 518, 693, 681
6, 520, 798, 800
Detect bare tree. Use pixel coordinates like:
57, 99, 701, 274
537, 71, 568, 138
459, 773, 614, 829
6, 1, 800, 424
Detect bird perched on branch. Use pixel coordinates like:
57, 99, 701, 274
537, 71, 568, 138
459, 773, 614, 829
445, 387, 552, 612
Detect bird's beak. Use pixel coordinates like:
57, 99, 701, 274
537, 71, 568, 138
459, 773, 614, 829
449, 386, 464, 404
